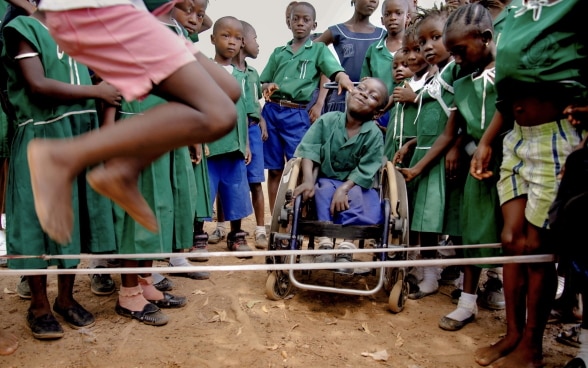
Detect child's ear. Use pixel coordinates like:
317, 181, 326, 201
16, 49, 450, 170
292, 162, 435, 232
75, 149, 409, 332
481, 29, 493, 45
312, 21, 317, 31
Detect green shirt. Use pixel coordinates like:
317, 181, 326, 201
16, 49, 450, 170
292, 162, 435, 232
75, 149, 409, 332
208, 64, 248, 157
244, 62, 262, 121
259, 38, 344, 102
2, 16, 96, 126
495, 0, 588, 105
294, 111, 383, 189
360, 35, 396, 94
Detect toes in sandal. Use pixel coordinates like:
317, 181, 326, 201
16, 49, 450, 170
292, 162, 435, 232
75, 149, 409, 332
556, 324, 582, 348
147, 292, 187, 308
115, 302, 169, 326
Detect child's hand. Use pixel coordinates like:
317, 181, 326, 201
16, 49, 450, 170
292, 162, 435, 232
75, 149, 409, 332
96, 81, 122, 106
445, 145, 461, 181
259, 117, 268, 141
470, 144, 494, 180
393, 145, 411, 166
334, 73, 354, 95
563, 104, 588, 127
392, 83, 416, 104
293, 182, 315, 201
262, 83, 279, 101
308, 103, 322, 123
330, 187, 350, 215
190, 144, 203, 164
245, 144, 252, 165
397, 167, 419, 182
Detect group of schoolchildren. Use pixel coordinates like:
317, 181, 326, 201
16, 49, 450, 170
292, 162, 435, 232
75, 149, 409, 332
0, 1, 586, 368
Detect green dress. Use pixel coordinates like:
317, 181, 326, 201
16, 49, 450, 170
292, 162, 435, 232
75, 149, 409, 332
454, 68, 502, 264
3, 16, 116, 269
409, 61, 462, 236
115, 94, 196, 255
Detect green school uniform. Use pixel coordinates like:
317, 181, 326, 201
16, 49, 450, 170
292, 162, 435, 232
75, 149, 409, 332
259, 38, 344, 103
294, 111, 383, 190
409, 61, 462, 236
360, 35, 396, 94
2, 16, 116, 269
454, 68, 502, 264
495, 0, 588, 109
383, 74, 429, 162
0, 2, 8, 157
208, 65, 248, 158
492, 0, 523, 42
244, 63, 262, 121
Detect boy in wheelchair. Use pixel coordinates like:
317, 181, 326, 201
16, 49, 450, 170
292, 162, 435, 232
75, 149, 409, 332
292, 77, 389, 273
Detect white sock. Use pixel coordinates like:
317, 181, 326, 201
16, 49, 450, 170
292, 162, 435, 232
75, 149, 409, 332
151, 272, 165, 283
417, 266, 439, 293
446, 292, 477, 321
217, 222, 228, 232
255, 226, 266, 236
578, 328, 588, 362
169, 257, 191, 267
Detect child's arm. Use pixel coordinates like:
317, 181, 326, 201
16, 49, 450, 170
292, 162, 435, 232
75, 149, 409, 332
470, 109, 509, 180
563, 103, 588, 129
6, 0, 36, 15
16, 39, 121, 104
261, 82, 279, 101
393, 137, 417, 166
333, 71, 354, 96
398, 110, 462, 182
331, 179, 355, 215
259, 116, 268, 141
293, 158, 318, 201
308, 74, 329, 123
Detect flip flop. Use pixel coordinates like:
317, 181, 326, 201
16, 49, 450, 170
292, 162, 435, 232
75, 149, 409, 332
115, 302, 169, 326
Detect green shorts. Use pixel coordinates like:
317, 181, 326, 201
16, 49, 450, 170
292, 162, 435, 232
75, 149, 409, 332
497, 120, 583, 228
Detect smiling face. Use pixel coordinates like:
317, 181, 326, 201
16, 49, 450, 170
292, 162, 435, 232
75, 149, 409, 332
289, 4, 317, 41
346, 78, 388, 119
381, 0, 409, 36
211, 17, 243, 61
417, 16, 451, 66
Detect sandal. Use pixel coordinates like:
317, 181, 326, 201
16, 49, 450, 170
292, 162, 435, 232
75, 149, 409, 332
115, 302, 169, 326
556, 324, 582, 348
147, 292, 187, 308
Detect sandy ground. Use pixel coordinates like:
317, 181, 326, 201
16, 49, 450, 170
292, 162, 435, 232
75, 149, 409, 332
0, 184, 579, 368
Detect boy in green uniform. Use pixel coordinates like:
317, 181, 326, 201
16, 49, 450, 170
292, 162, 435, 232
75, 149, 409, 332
206, 16, 253, 256
293, 77, 388, 273
260, 1, 354, 215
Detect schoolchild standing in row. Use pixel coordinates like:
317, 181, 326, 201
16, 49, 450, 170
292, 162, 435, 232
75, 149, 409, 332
207, 16, 253, 256
2, 8, 121, 338
260, 2, 354, 215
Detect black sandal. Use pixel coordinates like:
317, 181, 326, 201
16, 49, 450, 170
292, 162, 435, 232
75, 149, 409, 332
115, 302, 169, 326
147, 292, 187, 308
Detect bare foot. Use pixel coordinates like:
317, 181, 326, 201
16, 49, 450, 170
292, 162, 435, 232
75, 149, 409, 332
27, 140, 74, 244
489, 346, 544, 368
0, 330, 18, 356
475, 336, 518, 366
86, 162, 157, 232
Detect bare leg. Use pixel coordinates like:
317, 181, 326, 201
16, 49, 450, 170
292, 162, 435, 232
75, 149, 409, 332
267, 169, 282, 217
0, 329, 17, 356
250, 183, 265, 227
28, 275, 51, 318
119, 260, 151, 311
476, 198, 527, 366
27, 61, 238, 244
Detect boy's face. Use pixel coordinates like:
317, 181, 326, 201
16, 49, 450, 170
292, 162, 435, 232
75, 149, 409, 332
393, 52, 413, 82
174, 0, 207, 34
243, 29, 260, 59
211, 19, 244, 59
289, 5, 317, 40
381, 0, 409, 35
347, 78, 387, 117
417, 16, 450, 66
404, 36, 427, 74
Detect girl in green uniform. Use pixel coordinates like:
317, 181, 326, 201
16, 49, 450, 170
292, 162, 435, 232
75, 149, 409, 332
395, 8, 464, 300
397, 3, 502, 331
2, 10, 121, 339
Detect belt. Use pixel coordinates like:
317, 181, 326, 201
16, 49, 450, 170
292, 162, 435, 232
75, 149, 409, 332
269, 98, 308, 109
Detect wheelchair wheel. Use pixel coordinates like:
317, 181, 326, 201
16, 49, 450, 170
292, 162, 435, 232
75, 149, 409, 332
388, 268, 408, 313
265, 271, 292, 301
381, 161, 410, 246
269, 158, 301, 234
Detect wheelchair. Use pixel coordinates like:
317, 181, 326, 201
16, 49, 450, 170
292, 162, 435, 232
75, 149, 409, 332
265, 157, 411, 313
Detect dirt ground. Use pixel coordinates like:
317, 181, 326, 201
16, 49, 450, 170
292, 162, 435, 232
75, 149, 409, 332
0, 187, 579, 368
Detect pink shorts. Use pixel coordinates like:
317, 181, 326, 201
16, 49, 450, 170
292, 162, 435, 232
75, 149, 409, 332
44, 5, 199, 101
